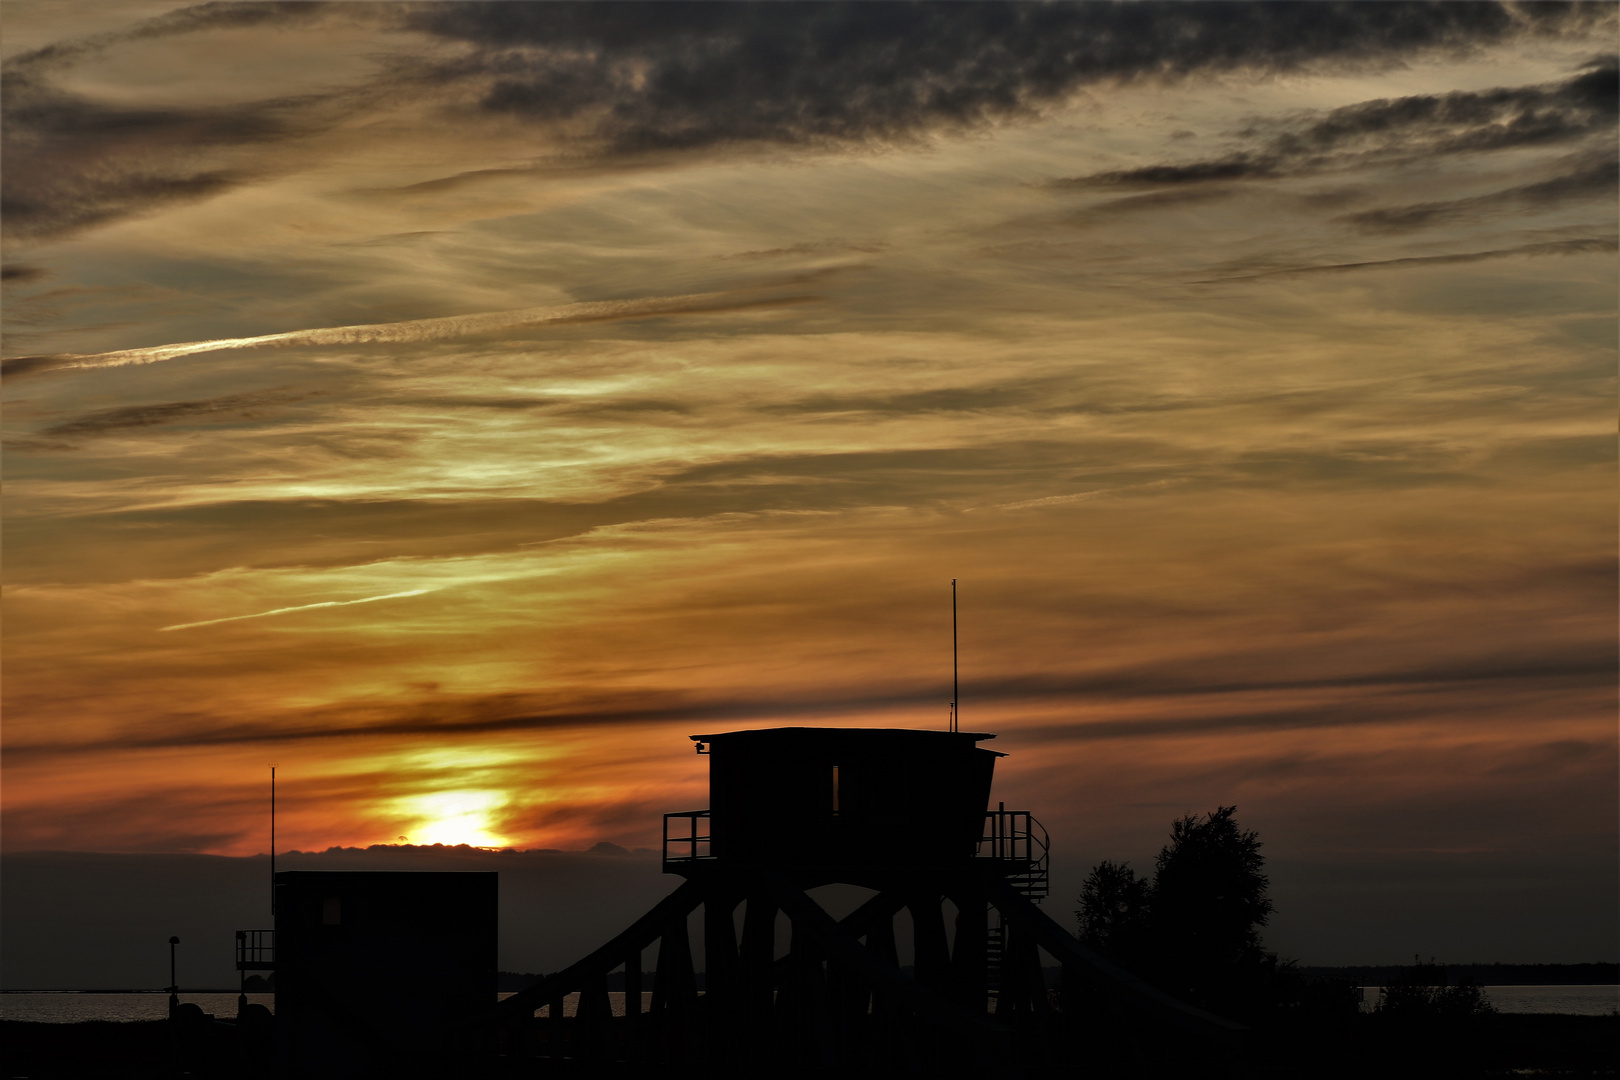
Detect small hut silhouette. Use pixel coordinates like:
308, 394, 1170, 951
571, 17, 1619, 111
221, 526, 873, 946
482, 725, 1243, 1075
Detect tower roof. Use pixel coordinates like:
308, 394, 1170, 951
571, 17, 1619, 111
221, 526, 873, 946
691, 726, 999, 751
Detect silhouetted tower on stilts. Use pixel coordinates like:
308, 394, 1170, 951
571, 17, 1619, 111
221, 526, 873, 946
482, 726, 1243, 1076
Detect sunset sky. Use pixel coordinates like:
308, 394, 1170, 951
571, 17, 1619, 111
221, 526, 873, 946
3, 2, 1615, 961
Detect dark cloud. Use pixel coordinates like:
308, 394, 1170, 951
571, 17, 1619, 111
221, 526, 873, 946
0, 152, 243, 240
1282, 60, 1617, 155
760, 377, 1082, 417
0, 69, 305, 239
1, 264, 49, 283
720, 239, 888, 261
0, 2, 363, 240
1062, 63, 1618, 188
1085, 158, 1280, 186
0, 686, 861, 759
1339, 152, 1619, 232
8, 630, 1609, 760
1029, 691, 1611, 747
1065, 184, 1241, 224
10, 387, 319, 448
1195, 235, 1619, 281
4, 1, 1606, 238
409, 2, 1601, 152
4, 1, 332, 74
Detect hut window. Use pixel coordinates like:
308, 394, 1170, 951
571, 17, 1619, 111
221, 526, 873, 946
322, 896, 342, 925
831, 765, 841, 815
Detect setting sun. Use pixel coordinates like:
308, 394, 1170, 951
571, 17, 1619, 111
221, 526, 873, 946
398, 791, 511, 849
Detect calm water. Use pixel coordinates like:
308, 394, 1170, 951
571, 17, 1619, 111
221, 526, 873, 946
1358, 984, 1617, 1016
0, 992, 650, 1023
3, 986, 1614, 1022
0, 993, 275, 1023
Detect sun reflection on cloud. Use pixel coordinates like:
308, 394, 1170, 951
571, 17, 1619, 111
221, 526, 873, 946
397, 790, 511, 848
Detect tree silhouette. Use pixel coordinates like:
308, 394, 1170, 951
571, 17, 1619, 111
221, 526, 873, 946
1153, 806, 1272, 989
1076, 806, 1274, 1009
1075, 858, 1152, 967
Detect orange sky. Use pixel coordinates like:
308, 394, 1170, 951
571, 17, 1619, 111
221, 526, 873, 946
2, 2, 1615, 957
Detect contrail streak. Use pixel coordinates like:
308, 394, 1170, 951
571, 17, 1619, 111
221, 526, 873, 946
159, 589, 436, 632
3, 290, 817, 378
978, 478, 1183, 512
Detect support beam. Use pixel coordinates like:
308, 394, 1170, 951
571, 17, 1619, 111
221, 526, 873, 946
704, 891, 741, 1065
491, 880, 704, 1023
949, 888, 989, 1014
910, 892, 953, 992
652, 904, 698, 1061
763, 874, 1010, 1043
981, 876, 1247, 1046
623, 951, 642, 1058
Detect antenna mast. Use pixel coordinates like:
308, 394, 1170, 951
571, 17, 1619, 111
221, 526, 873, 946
269, 766, 276, 918
951, 579, 958, 733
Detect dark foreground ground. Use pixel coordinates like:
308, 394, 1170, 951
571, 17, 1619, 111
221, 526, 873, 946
3, 1013, 1616, 1079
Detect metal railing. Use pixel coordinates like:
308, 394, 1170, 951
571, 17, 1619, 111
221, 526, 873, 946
660, 805, 1046, 896
662, 810, 712, 866
977, 807, 1049, 900
977, 807, 1046, 863
235, 929, 275, 970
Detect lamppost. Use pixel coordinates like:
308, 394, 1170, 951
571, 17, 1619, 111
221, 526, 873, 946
167, 936, 180, 1015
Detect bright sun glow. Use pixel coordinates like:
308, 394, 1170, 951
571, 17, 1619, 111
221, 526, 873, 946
399, 790, 511, 848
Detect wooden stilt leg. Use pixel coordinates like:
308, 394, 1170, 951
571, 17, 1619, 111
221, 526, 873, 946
950, 886, 989, 1014
786, 903, 832, 1070
866, 907, 901, 1026
911, 892, 952, 991
623, 952, 642, 1059
739, 892, 778, 1064
653, 909, 697, 1061
578, 974, 613, 1058
547, 990, 567, 1056
704, 890, 739, 1064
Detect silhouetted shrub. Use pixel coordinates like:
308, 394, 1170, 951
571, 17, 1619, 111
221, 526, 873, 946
1375, 958, 1497, 1018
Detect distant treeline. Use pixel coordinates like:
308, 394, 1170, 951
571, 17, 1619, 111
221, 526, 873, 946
498, 963, 1617, 994
1294, 963, 1618, 986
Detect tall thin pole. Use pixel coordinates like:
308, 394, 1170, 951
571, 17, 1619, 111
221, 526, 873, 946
269, 766, 276, 918
951, 579, 958, 733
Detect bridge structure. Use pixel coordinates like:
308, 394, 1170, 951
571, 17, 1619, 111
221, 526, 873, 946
478, 726, 1245, 1076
